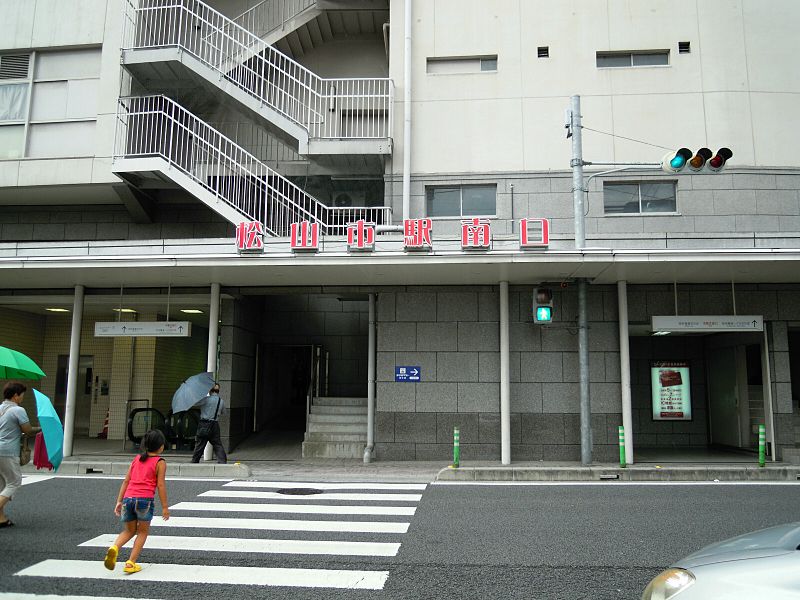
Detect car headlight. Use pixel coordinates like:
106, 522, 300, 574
641, 568, 696, 600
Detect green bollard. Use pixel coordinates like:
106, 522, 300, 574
758, 424, 766, 467
618, 425, 626, 468
453, 426, 460, 468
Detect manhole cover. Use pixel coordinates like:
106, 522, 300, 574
276, 488, 324, 495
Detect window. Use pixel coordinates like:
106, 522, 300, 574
596, 50, 669, 68
0, 49, 100, 160
603, 182, 676, 214
427, 56, 498, 74
426, 185, 496, 217
0, 53, 31, 159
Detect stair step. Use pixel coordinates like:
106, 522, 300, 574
308, 414, 368, 424
310, 405, 367, 415
304, 432, 366, 443
308, 422, 366, 434
302, 441, 365, 459
314, 397, 367, 407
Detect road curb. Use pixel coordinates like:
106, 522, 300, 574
435, 465, 800, 482
25, 461, 252, 479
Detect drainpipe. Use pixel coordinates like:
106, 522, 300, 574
204, 282, 220, 462
63, 284, 84, 458
364, 293, 376, 463
401, 0, 412, 222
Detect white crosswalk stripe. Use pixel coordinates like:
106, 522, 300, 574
14, 478, 427, 596
81, 533, 402, 556
16, 560, 390, 590
169, 500, 417, 515
150, 515, 410, 533
199, 489, 423, 502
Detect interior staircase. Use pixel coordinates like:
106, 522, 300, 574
302, 396, 367, 458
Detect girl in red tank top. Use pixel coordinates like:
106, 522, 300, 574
102, 429, 170, 574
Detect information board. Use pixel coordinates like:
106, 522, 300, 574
651, 361, 691, 421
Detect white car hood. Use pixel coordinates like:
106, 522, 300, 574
676, 522, 800, 569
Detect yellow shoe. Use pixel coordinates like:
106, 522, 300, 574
103, 545, 118, 570
123, 561, 142, 574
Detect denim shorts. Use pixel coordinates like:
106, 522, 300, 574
121, 497, 155, 523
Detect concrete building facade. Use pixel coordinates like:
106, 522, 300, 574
1, 0, 799, 464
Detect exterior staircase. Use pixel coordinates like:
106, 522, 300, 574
302, 396, 367, 458
113, 95, 390, 235
121, 0, 393, 156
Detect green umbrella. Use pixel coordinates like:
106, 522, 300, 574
0, 346, 46, 380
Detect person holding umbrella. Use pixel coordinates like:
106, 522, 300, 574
190, 383, 227, 464
0, 382, 41, 528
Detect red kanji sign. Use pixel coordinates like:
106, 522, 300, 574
520, 218, 550, 248
404, 219, 433, 250
461, 218, 491, 249
290, 221, 319, 252
347, 220, 375, 251
235, 220, 264, 251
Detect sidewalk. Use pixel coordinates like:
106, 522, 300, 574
23, 454, 800, 483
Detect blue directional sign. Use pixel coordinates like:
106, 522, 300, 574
395, 366, 421, 382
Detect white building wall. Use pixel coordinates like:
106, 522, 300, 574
389, 0, 800, 176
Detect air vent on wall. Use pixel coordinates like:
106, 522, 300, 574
0, 54, 31, 80
333, 191, 366, 208
538, 46, 550, 58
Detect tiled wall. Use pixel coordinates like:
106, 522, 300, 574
0, 203, 234, 242
374, 285, 623, 462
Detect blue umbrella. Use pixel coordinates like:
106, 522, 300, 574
33, 389, 63, 471
172, 372, 216, 413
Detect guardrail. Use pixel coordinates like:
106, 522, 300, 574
114, 95, 391, 235
231, 0, 316, 41
122, 0, 393, 141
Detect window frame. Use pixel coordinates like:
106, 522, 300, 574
425, 184, 498, 219
596, 50, 670, 69
0, 51, 33, 160
602, 181, 678, 215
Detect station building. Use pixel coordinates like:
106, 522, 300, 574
1, 0, 799, 464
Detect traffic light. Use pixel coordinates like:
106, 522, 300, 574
661, 147, 733, 173
707, 147, 733, 172
533, 288, 553, 324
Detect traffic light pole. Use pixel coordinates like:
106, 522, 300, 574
569, 95, 592, 466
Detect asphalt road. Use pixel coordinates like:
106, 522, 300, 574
0, 475, 798, 600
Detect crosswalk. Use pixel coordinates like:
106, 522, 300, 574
13, 478, 428, 597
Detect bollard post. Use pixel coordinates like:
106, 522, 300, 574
618, 425, 626, 468
758, 424, 766, 467
453, 426, 460, 468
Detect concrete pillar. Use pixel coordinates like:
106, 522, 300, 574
618, 280, 634, 465
63, 284, 85, 458
204, 283, 221, 462
500, 281, 511, 464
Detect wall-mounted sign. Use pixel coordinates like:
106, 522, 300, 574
651, 315, 763, 333
461, 218, 491, 249
95, 321, 192, 337
404, 219, 433, 251
347, 220, 376, 251
291, 221, 319, 252
235, 221, 264, 252
395, 366, 421, 382
651, 360, 691, 420
520, 218, 550, 248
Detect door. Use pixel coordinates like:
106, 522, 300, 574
54, 355, 94, 438
707, 346, 741, 447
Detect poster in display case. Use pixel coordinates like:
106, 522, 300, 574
651, 361, 691, 421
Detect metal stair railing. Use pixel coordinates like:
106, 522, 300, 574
231, 0, 316, 42
114, 95, 391, 235
122, 0, 393, 142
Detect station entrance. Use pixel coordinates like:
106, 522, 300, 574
630, 329, 771, 463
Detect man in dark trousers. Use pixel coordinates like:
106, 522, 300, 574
190, 384, 227, 464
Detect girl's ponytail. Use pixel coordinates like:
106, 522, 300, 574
139, 429, 167, 462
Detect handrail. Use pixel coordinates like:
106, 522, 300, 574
114, 95, 392, 235
123, 0, 393, 141
231, 0, 316, 40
